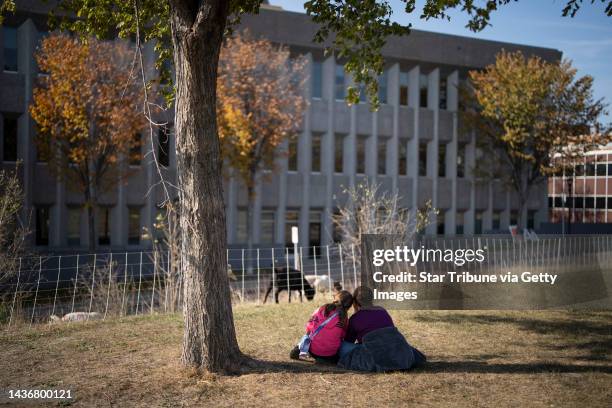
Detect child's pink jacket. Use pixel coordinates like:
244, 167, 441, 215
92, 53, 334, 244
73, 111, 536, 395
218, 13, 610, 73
305, 306, 346, 357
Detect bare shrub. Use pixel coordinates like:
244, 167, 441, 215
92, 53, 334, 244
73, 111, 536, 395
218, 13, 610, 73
333, 181, 436, 272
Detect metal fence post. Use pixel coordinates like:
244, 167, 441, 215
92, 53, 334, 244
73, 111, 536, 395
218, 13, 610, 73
151, 251, 157, 315
257, 248, 261, 304
51, 255, 62, 320
8, 257, 22, 329
241, 248, 245, 303
87, 254, 97, 318
30, 257, 42, 327
351, 244, 357, 290
104, 253, 113, 320
121, 252, 128, 317
326, 245, 332, 294
71, 254, 80, 314
338, 244, 345, 289
136, 252, 143, 316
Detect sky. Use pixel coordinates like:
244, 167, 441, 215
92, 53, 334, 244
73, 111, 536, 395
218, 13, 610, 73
271, 0, 612, 122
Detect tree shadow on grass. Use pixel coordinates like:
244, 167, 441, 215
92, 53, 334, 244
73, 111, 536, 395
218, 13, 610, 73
238, 357, 612, 376
423, 360, 612, 374
412, 313, 612, 361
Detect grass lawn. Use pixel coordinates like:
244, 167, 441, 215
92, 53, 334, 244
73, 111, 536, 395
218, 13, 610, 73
1, 301, 611, 407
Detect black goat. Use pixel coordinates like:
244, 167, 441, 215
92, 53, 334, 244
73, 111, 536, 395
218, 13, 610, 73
263, 267, 315, 304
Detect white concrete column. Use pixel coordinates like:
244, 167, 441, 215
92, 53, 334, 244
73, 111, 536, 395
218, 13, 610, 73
322, 55, 336, 245
446, 71, 459, 235
226, 167, 237, 243
299, 53, 313, 246
274, 141, 288, 245
17, 19, 36, 240
426, 68, 439, 235
464, 132, 476, 234
408, 66, 420, 210
387, 63, 400, 192
251, 174, 263, 244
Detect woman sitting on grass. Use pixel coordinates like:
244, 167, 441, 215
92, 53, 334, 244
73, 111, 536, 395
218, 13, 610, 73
338, 286, 426, 372
290, 290, 353, 364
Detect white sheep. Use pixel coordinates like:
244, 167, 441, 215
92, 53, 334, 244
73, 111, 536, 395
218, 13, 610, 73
50, 312, 102, 322
304, 275, 332, 293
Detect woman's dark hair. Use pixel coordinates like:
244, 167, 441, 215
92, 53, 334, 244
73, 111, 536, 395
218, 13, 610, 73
324, 290, 353, 327
353, 286, 374, 308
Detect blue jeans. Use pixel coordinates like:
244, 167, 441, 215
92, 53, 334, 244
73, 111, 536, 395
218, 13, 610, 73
339, 341, 361, 359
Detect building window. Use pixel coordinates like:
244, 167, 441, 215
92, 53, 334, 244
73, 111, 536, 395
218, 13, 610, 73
378, 71, 387, 104
510, 210, 518, 226
596, 197, 606, 209
356, 136, 366, 174
492, 211, 501, 231
527, 210, 537, 230
438, 143, 446, 178
456, 212, 464, 235
67, 207, 81, 246
3, 26, 17, 72
585, 163, 595, 176
311, 61, 323, 99
474, 211, 484, 234
596, 163, 607, 176
418, 142, 428, 177
236, 209, 247, 243
335, 64, 345, 101
398, 139, 407, 176
575, 164, 584, 176
378, 138, 387, 175
98, 207, 111, 246
437, 211, 445, 235
334, 134, 344, 173
157, 125, 170, 167
439, 78, 447, 110
457, 143, 466, 178
311, 133, 321, 173
130, 133, 142, 166
399, 72, 409, 106
585, 197, 595, 209
309, 211, 321, 249
419, 73, 428, 108
260, 210, 275, 243
128, 207, 141, 245
285, 210, 299, 245
574, 197, 584, 209
3, 116, 17, 162
287, 137, 298, 171
332, 209, 342, 242
35, 206, 50, 246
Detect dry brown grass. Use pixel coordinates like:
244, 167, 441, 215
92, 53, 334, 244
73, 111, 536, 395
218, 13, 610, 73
1, 302, 611, 407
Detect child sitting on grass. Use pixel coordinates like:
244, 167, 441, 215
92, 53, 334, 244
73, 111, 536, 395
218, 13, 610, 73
290, 289, 353, 364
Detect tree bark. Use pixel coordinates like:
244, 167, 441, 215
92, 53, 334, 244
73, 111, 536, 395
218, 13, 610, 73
170, 0, 243, 372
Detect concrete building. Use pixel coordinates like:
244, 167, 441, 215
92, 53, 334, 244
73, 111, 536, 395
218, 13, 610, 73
1, 4, 561, 251
549, 146, 612, 225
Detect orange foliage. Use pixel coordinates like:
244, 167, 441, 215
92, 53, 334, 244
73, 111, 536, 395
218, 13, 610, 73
217, 33, 307, 191
29, 34, 144, 196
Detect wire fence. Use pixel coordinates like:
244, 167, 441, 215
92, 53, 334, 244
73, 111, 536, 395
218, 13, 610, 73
1, 235, 611, 330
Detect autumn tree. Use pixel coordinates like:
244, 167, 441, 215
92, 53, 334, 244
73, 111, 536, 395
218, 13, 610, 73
217, 33, 307, 248
462, 51, 609, 228
29, 34, 144, 250
1, 0, 605, 372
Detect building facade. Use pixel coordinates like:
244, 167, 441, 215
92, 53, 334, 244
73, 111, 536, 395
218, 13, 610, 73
1, 4, 560, 251
548, 146, 612, 225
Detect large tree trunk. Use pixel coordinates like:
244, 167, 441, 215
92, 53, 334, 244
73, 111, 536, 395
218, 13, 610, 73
170, 0, 242, 372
